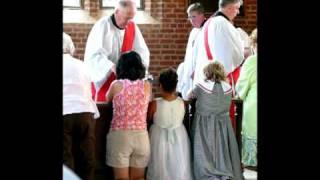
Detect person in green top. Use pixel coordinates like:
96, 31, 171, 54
235, 28, 257, 169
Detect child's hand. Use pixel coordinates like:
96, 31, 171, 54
187, 89, 195, 100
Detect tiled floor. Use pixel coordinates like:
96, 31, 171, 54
243, 168, 257, 180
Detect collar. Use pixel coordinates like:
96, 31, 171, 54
197, 79, 232, 94
213, 11, 230, 22
111, 14, 124, 30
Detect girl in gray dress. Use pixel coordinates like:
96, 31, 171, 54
188, 62, 243, 180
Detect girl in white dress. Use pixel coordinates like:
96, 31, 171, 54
146, 68, 193, 180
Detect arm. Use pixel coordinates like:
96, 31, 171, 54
105, 81, 115, 103
84, 17, 115, 84
105, 80, 122, 103
147, 100, 156, 122
186, 85, 198, 101
80, 61, 100, 119
144, 80, 152, 102
235, 56, 255, 100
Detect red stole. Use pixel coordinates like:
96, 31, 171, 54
92, 21, 136, 102
204, 17, 241, 132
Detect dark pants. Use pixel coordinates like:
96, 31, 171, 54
94, 103, 114, 179
63, 112, 96, 180
183, 99, 196, 139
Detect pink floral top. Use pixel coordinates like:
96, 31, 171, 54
111, 79, 150, 130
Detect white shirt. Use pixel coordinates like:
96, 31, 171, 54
193, 15, 244, 88
84, 15, 150, 92
63, 54, 100, 119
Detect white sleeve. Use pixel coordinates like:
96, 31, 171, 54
185, 28, 198, 76
84, 17, 114, 85
133, 24, 150, 70
176, 62, 184, 92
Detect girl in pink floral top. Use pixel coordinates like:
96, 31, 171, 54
111, 79, 150, 130
105, 51, 151, 180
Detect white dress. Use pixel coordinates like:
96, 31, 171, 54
147, 97, 193, 180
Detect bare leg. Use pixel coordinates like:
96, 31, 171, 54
113, 167, 129, 180
129, 167, 145, 180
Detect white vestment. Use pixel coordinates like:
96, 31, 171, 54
177, 27, 203, 100
84, 15, 150, 100
193, 15, 244, 88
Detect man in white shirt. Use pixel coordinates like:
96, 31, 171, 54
84, 0, 150, 103
63, 32, 100, 180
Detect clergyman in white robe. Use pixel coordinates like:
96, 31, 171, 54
84, 14, 149, 103
193, 10, 244, 131
193, 14, 244, 88
177, 27, 204, 100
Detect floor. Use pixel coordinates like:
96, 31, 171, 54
94, 168, 257, 180
243, 168, 257, 180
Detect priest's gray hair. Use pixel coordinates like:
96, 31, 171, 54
114, 0, 136, 10
219, 0, 243, 8
63, 32, 75, 56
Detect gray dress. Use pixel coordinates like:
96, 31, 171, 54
191, 81, 243, 180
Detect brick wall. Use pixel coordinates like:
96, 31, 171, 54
234, 0, 257, 34
63, 0, 257, 97
63, 24, 93, 60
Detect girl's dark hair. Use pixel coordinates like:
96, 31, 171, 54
116, 51, 146, 81
159, 68, 178, 93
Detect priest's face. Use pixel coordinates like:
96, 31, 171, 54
188, 11, 205, 28
115, 3, 137, 29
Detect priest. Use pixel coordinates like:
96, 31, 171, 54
84, 0, 150, 103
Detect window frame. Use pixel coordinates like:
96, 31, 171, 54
187, 0, 244, 17
100, 0, 144, 10
63, 0, 84, 9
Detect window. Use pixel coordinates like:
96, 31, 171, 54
188, 0, 244, 17
101, 0, 143, 9
63, 0, 82, 8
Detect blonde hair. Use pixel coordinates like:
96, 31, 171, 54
203, 62, 226, 83
249, 28, 257, 50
